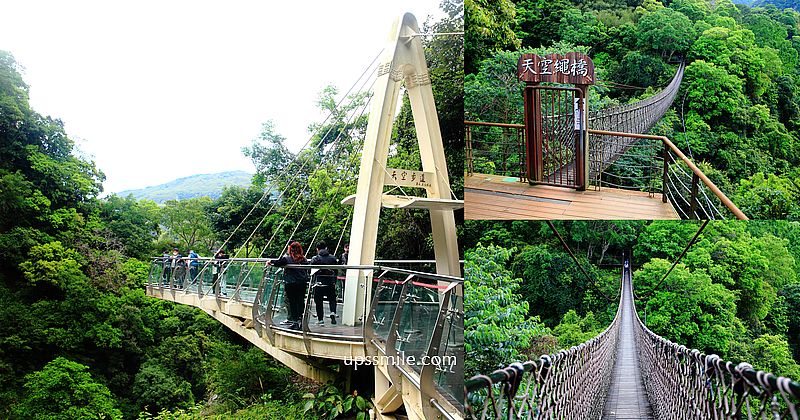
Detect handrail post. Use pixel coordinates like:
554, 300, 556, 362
465, 123, 473, 175
262, 274, 280, 345
518, 127, 526, 180
524, 84, 541, 183
363, 276, 386, 357
662, 142, 669, 203
689, 173, 700, 220
301, 278, 314, 355
501, 127, 510, 175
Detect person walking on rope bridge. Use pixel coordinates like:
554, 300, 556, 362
212, 249, 229, 296
268, 241, 309, 331
310, 241, 338, 326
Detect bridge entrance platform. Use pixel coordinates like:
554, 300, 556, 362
465, 173, 679, 220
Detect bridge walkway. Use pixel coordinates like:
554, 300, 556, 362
602, 263, 653, 419
146, 259, 464, 420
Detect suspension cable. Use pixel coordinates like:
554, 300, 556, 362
636, 220, 709, 301
218, 48, 383, 260
249, 84, 374, 260
546, 221, 614, 302
229, 62, 378, 260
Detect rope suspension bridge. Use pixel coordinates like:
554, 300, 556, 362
465, 58, 747, 220
465, 256, 800, 419
146, 13, 464, 420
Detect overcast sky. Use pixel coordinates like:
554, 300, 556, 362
0, 1, 446, 194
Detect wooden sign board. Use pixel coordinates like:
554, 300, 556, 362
384, 168, 434, 189
517, 52, 595, 85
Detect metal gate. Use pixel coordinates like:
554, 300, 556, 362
523, 85, 586, 189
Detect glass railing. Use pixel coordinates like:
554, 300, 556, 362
147, 257, 464, 414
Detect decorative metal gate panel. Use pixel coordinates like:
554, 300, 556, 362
524, 85, 586, 189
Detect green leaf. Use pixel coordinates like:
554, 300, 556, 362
302, 399, 314, 414
356, 395, 366, 411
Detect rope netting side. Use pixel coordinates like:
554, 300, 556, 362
465, 287, 623, 419
632, 283, 800, 419
588, 63, 685, 179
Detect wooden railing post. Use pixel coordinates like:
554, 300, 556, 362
689, 173, 700, 219
662, 143, 669, 203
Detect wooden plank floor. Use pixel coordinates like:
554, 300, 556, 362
465, 173, 679, 220
603, 268, 653, 419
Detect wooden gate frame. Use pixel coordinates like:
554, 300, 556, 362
523, 85, 587, 189
518, 53, 594, 191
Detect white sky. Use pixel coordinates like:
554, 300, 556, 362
0, 1, 446, 194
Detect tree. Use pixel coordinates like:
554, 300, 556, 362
636, 259, 740, 357
160, 197, 215, 253
98, 195, 160, 259
465, 0, 520, 73
464, 244, 552, 376
241, 120, 293, 187
637, 8, 696, 59
11, 357, 122, 420
733, 172, 800, 220
683, 60, 746, 122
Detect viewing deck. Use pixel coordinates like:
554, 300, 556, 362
465, 173, 679, 220
146, 258, 464, 420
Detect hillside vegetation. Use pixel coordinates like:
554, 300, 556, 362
118, 171, 253, 204
467, 0, 800, 219
464, 220, 800, 381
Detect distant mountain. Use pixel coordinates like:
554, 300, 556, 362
117, 170, 253, 203
749, 0, 799, 8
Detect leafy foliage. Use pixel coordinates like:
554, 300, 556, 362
464, 244, 553, 376
12, 357, 123, 420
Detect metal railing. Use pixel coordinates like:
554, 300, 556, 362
146, 257, 464, 415
464, 121, 525, 178
588, 62, 684, 137
635, 310, 800, 419
588, 129, 748, 220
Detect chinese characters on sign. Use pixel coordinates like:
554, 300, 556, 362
384, 168, 434, 189
517, 52, 595, 85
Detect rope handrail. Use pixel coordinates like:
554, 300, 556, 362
465, 262, 800, 419
465, 273, 623, 418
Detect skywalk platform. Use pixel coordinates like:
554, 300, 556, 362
465, 173, 679, 220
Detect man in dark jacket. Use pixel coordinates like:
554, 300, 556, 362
310, 241, 339, 326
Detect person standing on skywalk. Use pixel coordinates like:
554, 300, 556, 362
310, 241, 339, 326
268, 241, 309, 331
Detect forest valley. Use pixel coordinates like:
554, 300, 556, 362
467, 0, 800, 219
464, 220, 800, 383
0, 1, 463, 418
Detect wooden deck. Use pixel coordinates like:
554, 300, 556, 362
465, 173, 679, 220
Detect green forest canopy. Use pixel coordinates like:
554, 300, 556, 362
464, 220, 800, 381
0, 0, 463, 417
466, 0, 800, 219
